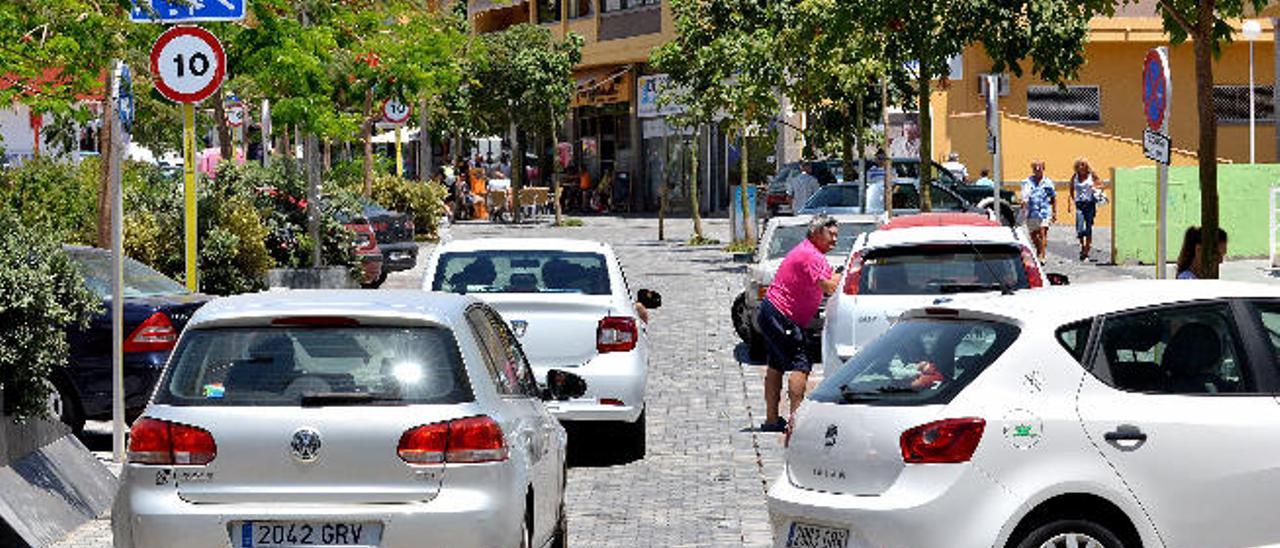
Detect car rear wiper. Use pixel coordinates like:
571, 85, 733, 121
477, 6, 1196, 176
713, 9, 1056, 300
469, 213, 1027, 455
838, 384, 917, 402
939, 283, 1004, 294
300, 392, 404, 407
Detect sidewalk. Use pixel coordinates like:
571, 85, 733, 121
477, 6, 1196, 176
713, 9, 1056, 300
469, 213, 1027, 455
1045, 225, 1280, 285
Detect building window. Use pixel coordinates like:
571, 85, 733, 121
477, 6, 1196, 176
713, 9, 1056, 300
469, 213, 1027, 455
600, 0, 659, 14
1026, 85, 1101, 125
1213, 85, 1275, 123
570, 0, 591, 18
538, 0, 561, 23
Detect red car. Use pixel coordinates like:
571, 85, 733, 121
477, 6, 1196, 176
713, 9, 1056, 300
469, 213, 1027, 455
346, 221, 385, 288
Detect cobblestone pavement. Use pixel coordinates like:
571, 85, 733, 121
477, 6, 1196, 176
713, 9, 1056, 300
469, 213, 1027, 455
56, 213, 1140, 548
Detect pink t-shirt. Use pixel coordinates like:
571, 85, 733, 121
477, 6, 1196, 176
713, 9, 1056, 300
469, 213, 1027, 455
766, 238, 832, 326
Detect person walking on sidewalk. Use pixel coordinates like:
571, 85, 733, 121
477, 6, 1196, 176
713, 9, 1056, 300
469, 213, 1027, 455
1176, 226, 1229, 279
1020, 160, 1056, 261
1068, 157, 1103, 261
758, 214, 842, 432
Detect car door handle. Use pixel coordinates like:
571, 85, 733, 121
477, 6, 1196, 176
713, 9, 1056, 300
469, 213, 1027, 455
1104, 427, 1147, 442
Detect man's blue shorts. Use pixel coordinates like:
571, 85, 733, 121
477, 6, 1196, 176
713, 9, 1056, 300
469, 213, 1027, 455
757, 298, 812, 373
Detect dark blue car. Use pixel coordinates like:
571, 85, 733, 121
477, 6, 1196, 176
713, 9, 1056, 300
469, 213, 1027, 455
54, 247, 212, 432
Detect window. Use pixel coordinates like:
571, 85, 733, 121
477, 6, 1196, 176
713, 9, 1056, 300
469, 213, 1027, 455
857, 244, 1031, 295
467, 308, 522, 395
600, 0, 658, 13
811, 319, 1020, 406
1247, 301, 1280, 373
483, 308, 540, 397
1096, 304, 1252, 394
537, 0, 561, 23
930, 185, 963, 210
1213, 85, 1275, 124
1056, 321, 1092, 363
432, 251, 612, 295
1027, 85, 1101, 125
570, 0, 591, 17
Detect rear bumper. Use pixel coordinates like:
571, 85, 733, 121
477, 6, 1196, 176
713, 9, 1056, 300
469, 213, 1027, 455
534, 351, 646, 424
767, 462, 1017, 548
378, 242, 418, 272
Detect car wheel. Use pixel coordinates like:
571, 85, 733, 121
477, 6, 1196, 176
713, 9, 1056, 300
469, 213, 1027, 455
731, 293, 751, 343
625, 410, 646, 459
1014, 519, 1127, 548
46, 378, 84, 434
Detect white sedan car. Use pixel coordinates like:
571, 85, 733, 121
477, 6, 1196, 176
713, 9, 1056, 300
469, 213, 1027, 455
771, 280, 1280, 548
423, 238, 660, 457
113, 290, 585, 548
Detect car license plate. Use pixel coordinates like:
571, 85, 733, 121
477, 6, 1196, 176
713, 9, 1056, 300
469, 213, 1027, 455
390, 252, 409, 261
234, 521, 383, 547
786, 522, 849, 548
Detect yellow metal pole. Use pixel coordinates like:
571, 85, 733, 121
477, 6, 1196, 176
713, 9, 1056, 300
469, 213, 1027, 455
183, 102, 198, 291
395, 125, 404, 178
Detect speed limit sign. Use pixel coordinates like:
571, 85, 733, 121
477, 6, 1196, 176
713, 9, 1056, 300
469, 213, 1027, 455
226, 103, 245, 127
382, 98, 411, 124
150, 26, 225, 103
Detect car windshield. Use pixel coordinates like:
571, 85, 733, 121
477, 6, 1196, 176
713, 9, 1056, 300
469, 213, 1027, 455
69, 249, 189, 299
155, 327, 472, 406
858, 244, 1030, 295
811, 319, 1020, 405
765, 222, 875, 260
432, 250, 611, 295
803, 186, 862, 210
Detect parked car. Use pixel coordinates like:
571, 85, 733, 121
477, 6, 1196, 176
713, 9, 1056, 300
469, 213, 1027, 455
820, 213, 1063, 374
838, 157, 1019, 224
423, 238, 662, 458
113, 290, 587, 548
731, 214, 879, 360
767, 161, 844, 216
334, 213, 384, 288
770, 280, 1280, 548
362, 200, 417, 281
797, 182, 976, 217
58, 246, 212, 432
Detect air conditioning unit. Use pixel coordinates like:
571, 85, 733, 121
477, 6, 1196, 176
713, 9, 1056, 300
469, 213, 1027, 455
979, 73, 1011, 97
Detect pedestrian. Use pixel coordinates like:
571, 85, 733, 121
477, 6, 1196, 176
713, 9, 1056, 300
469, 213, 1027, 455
1175, 226, 1229, 279
757, 214, 842, 432
942, 151, 968, 183
1020, 160, 1056, 261
972, 168, 995, 189
865, 149, 888, 212
1067, 157, 1103, 261
789, 161, 821, 211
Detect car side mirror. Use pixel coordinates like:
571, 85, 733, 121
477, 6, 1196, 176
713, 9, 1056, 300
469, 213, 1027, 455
1046, 273, 1070, 286
637, 289, 662, 310
733, 252, 754, 264
544, 369, 587, 401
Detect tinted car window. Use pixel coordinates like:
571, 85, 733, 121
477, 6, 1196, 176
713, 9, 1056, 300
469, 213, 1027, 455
1056, 320, 1092, 363
69, 250, 189, 299
812, 319, 1020, 405
1250, 301, 1280, 374
467, 308, 523, 395
1096, 303, 1252, 394
766, 222, 875, 260
803, 186, 862, 209
858, 244, 1030, 295
155, 327, 472, 406
433, 251, 611, 295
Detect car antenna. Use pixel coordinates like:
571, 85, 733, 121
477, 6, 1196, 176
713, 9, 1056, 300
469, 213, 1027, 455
961, 230, 1014, 296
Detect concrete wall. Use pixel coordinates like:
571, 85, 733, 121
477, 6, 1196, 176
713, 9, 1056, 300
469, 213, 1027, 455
1112, 164, 1280, 263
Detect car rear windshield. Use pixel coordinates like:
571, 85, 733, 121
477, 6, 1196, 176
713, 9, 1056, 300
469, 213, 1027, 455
432, 251, 611, 295
69, 250, 189, 299
812, 318, 1020, 406
858, 244, 1030, 295
154, 327, 472, 406
803, 186, 862, 209
765, 222, 875, 260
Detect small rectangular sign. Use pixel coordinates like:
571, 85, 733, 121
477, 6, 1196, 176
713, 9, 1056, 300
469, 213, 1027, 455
1143, 129, 1171, 165
130, 0, 246, 22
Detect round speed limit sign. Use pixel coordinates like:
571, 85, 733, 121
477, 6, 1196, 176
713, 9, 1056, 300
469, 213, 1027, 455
150, 26, 225, 103
382, 98, 411, 124
226, 103, 245, 127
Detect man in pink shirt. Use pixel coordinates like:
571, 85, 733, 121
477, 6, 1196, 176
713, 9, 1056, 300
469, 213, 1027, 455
758, 214, 842, 432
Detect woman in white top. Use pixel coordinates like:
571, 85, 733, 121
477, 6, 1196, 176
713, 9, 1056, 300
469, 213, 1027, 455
1067, 157, 1103, 261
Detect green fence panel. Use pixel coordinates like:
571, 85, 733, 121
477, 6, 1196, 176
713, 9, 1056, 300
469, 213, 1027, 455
1113, 164, 1280, 264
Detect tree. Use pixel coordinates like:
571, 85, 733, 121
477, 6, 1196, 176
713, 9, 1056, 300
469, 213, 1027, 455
1133, 0, 1266, 278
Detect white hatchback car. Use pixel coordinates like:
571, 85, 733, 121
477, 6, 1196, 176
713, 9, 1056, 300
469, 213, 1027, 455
423, 238, 660, 456
112, 290, 585, 548
821, 212, 1053, 374
770, 280, 1280, 548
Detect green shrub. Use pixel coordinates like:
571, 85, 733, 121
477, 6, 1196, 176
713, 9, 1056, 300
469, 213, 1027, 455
0, 206, 99, 419
368, 174, 447, 240
562, 218, 584, 227
0, 157, 98, 245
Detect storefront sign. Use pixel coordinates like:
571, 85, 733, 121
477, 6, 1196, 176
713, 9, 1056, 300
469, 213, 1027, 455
638, 74, 686, 118
573, 69, 633, 108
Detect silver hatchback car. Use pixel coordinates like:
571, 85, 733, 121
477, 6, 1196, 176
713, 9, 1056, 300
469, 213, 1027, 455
112, 290, 585, 548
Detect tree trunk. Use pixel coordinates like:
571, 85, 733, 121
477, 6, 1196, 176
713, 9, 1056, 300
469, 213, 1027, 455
840, 104, 855, 192
96, 101, 114, 246
510, 121, 523, 223
917, 65, 933, 212
214, 87, 233, 163
419, 99, 432, 181
856, 93, 866, 214
550, 119, 564, 226
323, 141, 331, 172
306, 133, 322, 268
690, 127, 704, 240
281, 125, 292, 159
362, 94, 375, 197
1193, 2, 1220, 279
739, 128, 755, 244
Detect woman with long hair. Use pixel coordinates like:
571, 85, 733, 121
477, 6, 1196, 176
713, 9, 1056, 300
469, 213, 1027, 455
1067, 157, 1103, 261
1175, 226, 1228, 279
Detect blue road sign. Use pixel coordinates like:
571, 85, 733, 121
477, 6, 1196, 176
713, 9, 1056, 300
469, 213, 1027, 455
116, 64, 135, 135
130, 0, 245, 23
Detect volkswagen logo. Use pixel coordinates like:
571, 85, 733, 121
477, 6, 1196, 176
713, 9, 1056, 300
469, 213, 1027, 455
510, 320, 528, 338
290, 427, 322, 463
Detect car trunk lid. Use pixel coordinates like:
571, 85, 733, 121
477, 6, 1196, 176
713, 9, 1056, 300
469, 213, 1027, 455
477, 294, 618, 369
787, 402, 942, 495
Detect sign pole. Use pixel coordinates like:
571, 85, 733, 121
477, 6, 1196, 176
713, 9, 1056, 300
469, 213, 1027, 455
1143, 47, 1172, 279
395, 125, 403, 178
1157, 47, 1171, 280
183, 102, 198, 291
109, 61, 127, 464
986, 74, 1003, 216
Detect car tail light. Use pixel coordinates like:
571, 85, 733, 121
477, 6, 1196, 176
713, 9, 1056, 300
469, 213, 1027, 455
398, 416, 508, 465
127, 418, 217, 465
123, 312, 178, 353
1020, 247, 1044, 288
900, 418, 985, 464
372, 221, 389, 232
841, 252, 866, 295
597, 316, 638, 353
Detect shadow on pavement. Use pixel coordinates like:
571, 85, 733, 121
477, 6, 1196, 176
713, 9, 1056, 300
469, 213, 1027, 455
564, 423, 643, 468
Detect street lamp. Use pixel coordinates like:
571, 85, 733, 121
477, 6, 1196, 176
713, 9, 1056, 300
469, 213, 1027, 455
1243, 19, 1263, 164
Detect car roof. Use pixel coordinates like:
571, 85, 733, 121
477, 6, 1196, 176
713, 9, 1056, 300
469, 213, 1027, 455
909, 280, 1280, 326
767, 213, 880, 228
882, 213, 998, 230
861, 223, 1022, 248
436, 238, 612, 254
187, 290, 474, 329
